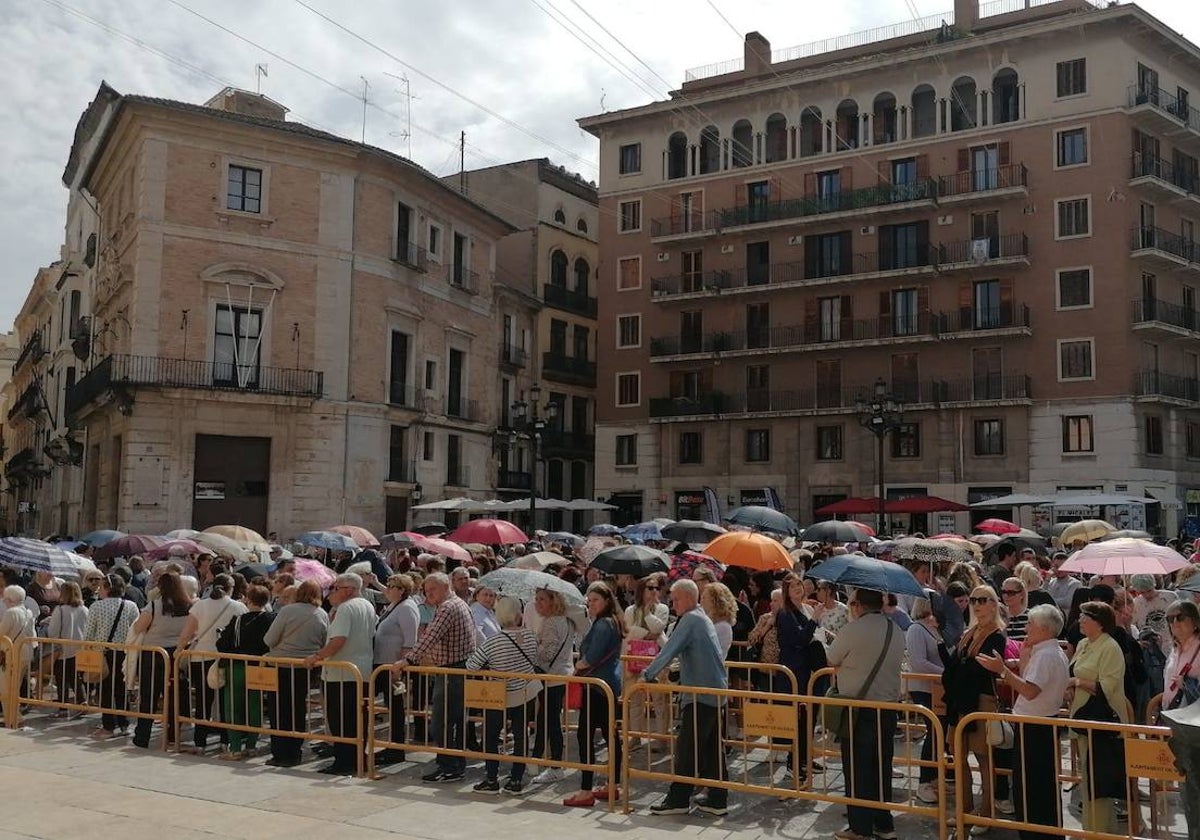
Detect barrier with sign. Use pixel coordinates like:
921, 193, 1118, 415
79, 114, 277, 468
173, 650, 366, 776
367, 663, 619, 807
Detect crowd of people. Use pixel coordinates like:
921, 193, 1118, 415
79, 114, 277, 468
0, 529, 1195, 835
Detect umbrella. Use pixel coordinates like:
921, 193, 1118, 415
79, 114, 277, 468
326, 525, 380, 547
590, 544, 670, 577
661, 520, 727, 546
53, 540, 86, 552
982, 535, 1047, 560
233, 561, 275, 578
193, 531, 249, 561
447, 519, 528, 545
509, 551, 571, 570
968, 494, 1054, 508
1100, 529, 1154, 541
78, 529, 125, 547
886, 495, 970, 514
413, 523, 447, 536
94, 534, 166, 561
291, 558, 337, 590
806, 554, 926, 597
1059, 519, 1116, 545
203, 525, 270, 551
544, 531, 584, 547
927, 535, 983, 559
970, 533, 1001, 547
296, 530, 361, 552
893, 537, 976, 564
814, 497, 884, 516
0, 538, 86, 578
412, 497, 477, 510
576, 536, 614, 565
667, 550, 725, 582
725, 505, 799, 535
844, 520, 877, 537
588, 524, 621, 536
976, 518, 1020, 535
144, 539, 205, 561
1059, 538, 1188, 576
476, 567, 585, 606
162, 528, 201, 540
345, 560, 373, 575
703, 531, 793, 572
416, 537, 471, 563
380, 531, 425, 550
622, 521, 665, 542
800, 520, 872, 543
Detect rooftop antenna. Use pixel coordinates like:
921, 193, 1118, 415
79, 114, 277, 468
600, 88, 607, 112
255, 63, 268, 94
383, 71, 417, 160
459, 130, 466, 194
360, 76, 370, 144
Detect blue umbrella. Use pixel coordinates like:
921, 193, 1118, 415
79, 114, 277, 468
588, 524, 621, 536
544, 531, 583, 547
295, 530, 360, 552
805, 553, 925, 597
54, 540, 86, 552
725, 505, 799, 535
0, 537, 86, 578
79, 529, 125, 548
622, 521, 664, 542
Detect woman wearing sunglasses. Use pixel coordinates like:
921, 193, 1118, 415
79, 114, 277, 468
943, 585, 1007, 834
623, 574, 669, 747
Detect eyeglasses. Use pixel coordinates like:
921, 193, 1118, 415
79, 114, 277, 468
969, 596, 994, 605
1001, 589, 1023, 596
646, 586, 659, 591
1168, 614, 1191, 623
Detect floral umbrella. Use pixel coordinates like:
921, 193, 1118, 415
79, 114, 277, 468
667, 550, 726, 582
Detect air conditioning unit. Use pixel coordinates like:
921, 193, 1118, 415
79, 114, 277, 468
860, 225, 875, 236
787, 235, 803, 246
656, 252, 670, 262
720, 244, 734, 254
937, 214, 954, 226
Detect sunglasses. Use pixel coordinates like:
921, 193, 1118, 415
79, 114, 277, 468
969, 596, 994, 605
1001, 589, 1023, 596
1168, 614, 1191, 623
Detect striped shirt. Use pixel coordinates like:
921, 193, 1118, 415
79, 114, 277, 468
1006, 611, 1029, 643
466, 628, 542, 706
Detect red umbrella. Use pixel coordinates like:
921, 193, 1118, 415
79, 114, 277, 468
814, 497, 884, 516
447, 518, 528, 545
976, 518, 1020, 535
885, 495, 969, 514
94, 534, 166, 561
144, 539, 205, 560
415, 536, 471, 563
845, 521, 877, 537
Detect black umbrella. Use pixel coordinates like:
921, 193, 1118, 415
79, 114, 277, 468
413, 522, 447, 535
724, 505, 799, 535
661, 520, 727, 546
981, 534, 1046, 560
590, 544, 670, 577
801, 520, 872, 543
233, 561, 275, 578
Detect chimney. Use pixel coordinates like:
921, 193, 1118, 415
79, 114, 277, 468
744, 32, 771, 75
954, 0, 978, 32
203, 87, 288, 122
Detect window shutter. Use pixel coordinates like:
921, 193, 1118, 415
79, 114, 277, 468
879, 290, 893, 338
804, 298, 819, 342
917, 220, 931, 265
878, 158, 891, 185
840, 295, 853, 339
840, 231, 853, 270
957, 148, 970, 172
959, 282, 973, 329
804, 172, 816, 197
998, 141, 1011, 166
804, 238, 818, 278
1000, 279, 1015, 324
879, 225, 895, 271
916, 153, 929, 180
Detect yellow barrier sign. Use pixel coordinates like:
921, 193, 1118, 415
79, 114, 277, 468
75, 649, 105, 674
742, 700, 798, 740
245, 665, 278, 692
1125, 738, 1183, 782
464, 678, 506, 710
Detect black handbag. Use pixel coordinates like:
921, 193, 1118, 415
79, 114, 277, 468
1070, 681, 1120, 735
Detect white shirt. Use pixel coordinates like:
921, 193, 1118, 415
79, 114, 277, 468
323, 596, 375, 682
1012, 637, 1070, 718
188, 597, 247, 658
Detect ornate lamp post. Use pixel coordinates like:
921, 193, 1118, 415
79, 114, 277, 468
511, 383, 558, 531
856, 378, 904, 535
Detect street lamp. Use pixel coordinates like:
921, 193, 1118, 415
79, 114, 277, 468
511, 383, 559, 531
856, 378, 904, 536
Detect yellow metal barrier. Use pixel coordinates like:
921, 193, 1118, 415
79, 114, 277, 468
621, 680, 948, 836
367, 663, 619, 807
0, 635, 16, 729
952, 710, 1181, 840
173, 650, 366, 776
10, 635, 173, 747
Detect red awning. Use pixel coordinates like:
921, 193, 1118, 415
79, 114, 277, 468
885, 495, 970, 514
814, 497, 885, 515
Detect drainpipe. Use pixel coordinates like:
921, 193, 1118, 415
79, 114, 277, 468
340, 173, 359, 523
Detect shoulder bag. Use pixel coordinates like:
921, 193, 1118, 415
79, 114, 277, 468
822, 617, 894, 738
207, 610, 241, 690
123, 600, 154, 691
567, 619, 620, 710
79, 605, 123, 684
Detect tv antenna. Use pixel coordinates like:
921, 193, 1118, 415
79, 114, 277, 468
255, 63, 268, 94
360, 76, 370, 143
384, 71, 418, 160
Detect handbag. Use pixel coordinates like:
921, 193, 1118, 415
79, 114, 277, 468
568, 621, 620, 710
623, 638, 659, 674
79, 605, 123, 684
986, 689, 1014, 749
822, 617, 894, 737
124, 601, 155, 690
1070, 680, 1120, 735
207, 613, 242, 690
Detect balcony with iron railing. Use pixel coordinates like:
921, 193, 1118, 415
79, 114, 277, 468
6, 381, 44, 421
1135, 369, 1200, 402
498, 469, 533, 490
394, 241, 429, 272
1127, 85, 1200, 139
445, 394, 479, 422
66, 354, 324, 418
543, 283, 598, 318
446, 464, 471, 487
541, 352, 597, 386
933, 232, 1030, 269
1132, 298, 1200, 335
499, 343, 527, 368
448, 263, 480, 294
944, 303, 1031, 334
1130, 153, 1200, 200
1130, 226, 1200, 268
388, 381, 423, 409
937, 163, 1028, 202
540, 429, 596, 457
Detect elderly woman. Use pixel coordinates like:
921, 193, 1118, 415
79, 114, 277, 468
466, 595, 542, 795
1163, 600, 1200, 712
906, 597, 945, 805
82, 574, 139, 737
812, 580, 849, 639
471, 584, 501, 644
624, 574, 669, 745
176, 573, 245, 753
1069, 601, 1129, 833
373, 574, 419, 766
1000, 577, 1030, 643
215, 584, 275, 758
263, 580, 329, 768
47, 581, 89, 708
944, 584, 1007, 829
529, 587, 575, 785
979, 605, 1069, 840
748, 588, 784, 691
130, 571, 193, 749
0, 585, 38, 704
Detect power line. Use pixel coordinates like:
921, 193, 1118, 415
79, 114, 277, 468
705, 0, 743, 40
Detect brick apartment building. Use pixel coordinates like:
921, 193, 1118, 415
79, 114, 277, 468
580, 0, 1200, 535
6, 83, 519, 537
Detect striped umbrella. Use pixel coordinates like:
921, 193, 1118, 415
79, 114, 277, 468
0, 537, 87, 578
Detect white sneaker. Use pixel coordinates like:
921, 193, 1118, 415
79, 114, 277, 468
916, 783, 939, 804
530, 767, 566, 784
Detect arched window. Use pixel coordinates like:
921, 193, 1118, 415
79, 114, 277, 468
799, 107, 823, 157
667, 131, 688, 180
732, 119, 754, 168
574, 258, 590, 295
835, 99, 860, 150
699, 125, 720, 174
872, 93, 897, 144
950, 77, 978, 131
576, 218, 588, 233
553, 208, 566, 224
550, 250, 567, 287
765, 113, 787, 163
993, 69, 1020, 124
911, 85, 936, 138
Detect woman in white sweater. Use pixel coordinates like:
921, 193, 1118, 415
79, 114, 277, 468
623, 574, 669, 746
47, 581, 89, 708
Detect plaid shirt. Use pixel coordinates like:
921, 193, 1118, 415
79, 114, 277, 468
406, 593, 476, 666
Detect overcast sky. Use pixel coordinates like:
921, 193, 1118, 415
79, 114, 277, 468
0, 0, 1194, 331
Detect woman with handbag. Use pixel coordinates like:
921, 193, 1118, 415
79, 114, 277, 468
130, 571, 193, 749
1163, 600, 1200, 712
263, 580, 329, 767
943, 584, 1007, 833
176, 573, 245, 753
776, 574, 819, 781
81, 575, 139, 738
529, 588, 575, 785
623, 574, 669, 747
1068, 601, 1129, 834
215, 585, 275, 759
563, 581, 624, 808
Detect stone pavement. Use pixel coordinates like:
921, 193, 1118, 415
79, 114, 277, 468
0, 719, 940, 840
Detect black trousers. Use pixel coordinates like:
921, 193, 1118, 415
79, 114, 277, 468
269, 665, 311, 763
133, 647, 176, 746
187, 660, 226, 747
54, 656, 81, 704
323, 679, 362, 770
841, 707, 898, 837
664, 702, 727, 808
1012, 721, 1061, 840
532, 683, 565, 761
373, 668, 406, 746
99, 650, 127, 731
577, 684, 621, 790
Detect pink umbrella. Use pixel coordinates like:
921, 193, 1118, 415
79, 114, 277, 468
292, 558, 337, 590
145, 539, 205, 561
447, 518, 528, 545
1059, 538, 1188, 577
325, 525, 379, 547
415, 536, 471, 563
976, 518, 1020, 535
94, 534, 167, 561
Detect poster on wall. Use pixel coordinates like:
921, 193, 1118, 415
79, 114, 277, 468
194, 481, 226, 500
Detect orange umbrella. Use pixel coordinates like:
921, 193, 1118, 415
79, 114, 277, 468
702, 531, 793, 571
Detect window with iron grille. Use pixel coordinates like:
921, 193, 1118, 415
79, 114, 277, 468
619, 143, 642, 175
1057, 269, 1092, 309
1056, 197, 1090, 238
618, 200, 642, 232
1056, 128, 1088, 167
1145, 415, 1164, 455
816, 425, 843, 460
1059, 339, 1094, 380
616, 372, 640, 406
617, 315, 640, 349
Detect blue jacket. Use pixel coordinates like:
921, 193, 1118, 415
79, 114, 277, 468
643, 607, 728, 706
775, 606, 817, 694
578, 616, 622, 694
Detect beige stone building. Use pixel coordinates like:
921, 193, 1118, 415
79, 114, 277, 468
453, 160, 599, 532
581, 0, 1200, 536
29, 83, 515, 537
